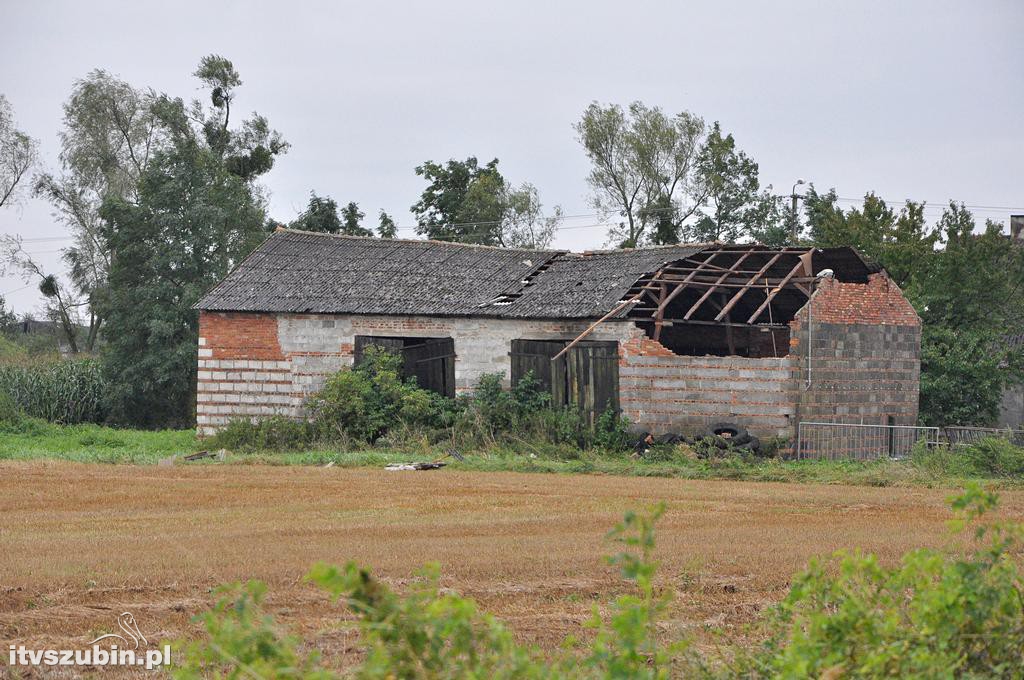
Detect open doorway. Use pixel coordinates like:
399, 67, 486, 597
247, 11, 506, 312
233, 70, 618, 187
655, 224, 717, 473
354, 335, 456, 397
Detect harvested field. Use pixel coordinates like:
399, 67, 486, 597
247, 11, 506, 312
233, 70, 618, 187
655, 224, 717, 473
2, 461, 1022, 672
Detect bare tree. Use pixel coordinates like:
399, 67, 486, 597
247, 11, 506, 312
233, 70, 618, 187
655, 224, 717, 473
0, 95, 39, 209
1, 235, 86, 354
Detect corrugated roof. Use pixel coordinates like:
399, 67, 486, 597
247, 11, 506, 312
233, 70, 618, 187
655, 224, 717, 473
196, 230, 874, 320
497, 245, 704, 318
197, 230, 565, 317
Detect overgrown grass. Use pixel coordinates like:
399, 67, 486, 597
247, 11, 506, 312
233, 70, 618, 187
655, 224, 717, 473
4, 422, 1022, 489
0, 419, 198, 464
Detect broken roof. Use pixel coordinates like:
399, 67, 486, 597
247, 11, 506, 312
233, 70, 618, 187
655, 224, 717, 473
196, 229, 876, 320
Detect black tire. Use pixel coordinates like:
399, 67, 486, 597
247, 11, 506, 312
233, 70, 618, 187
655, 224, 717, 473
729, 432, 753, 447
707, 421, 748, 442
655, 433, 684, 445
743, 436, 761, 453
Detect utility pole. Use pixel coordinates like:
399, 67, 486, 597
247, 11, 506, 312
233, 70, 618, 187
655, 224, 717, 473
790, 179, 806, 242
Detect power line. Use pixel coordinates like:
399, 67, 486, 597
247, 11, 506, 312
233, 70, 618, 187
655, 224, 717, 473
0, 283, 33, 296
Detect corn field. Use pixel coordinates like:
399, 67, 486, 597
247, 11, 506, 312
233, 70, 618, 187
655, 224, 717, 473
0, 359, 108, 424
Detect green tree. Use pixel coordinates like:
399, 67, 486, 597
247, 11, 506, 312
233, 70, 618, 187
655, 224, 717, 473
411, 158, 560, 247
290, 192, 342, 233
575, 102, 705, 247
411, 157, 504, 244
377, 210, 397, 239
688, 122, 769, 243
99, 55, 286, 427
805, 188, 939, 287
0, 94, 39, 209
805, 193, 1022, 425
340, 201, 372, 237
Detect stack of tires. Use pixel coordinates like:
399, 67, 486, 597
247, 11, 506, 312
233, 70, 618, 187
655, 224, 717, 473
631, 422, 763, 457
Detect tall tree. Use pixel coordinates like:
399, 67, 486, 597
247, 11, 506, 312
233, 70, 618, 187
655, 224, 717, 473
500, 183, 561, 249
21, 71, 162, 352
290, 192, 342, 233
340, 201, 372, 237
576, 102, 705, 248
100, 55, 287, 427
411, 157, 560, 247
377, 210, 397, 239
804, 188, 938, 287
0, 95, 38, 209
411, 157, 504, 244
805, 193, 1022, 425
687, 122, 766, 243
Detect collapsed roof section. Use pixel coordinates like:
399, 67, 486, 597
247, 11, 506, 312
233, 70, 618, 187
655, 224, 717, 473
196, 229, 880, 330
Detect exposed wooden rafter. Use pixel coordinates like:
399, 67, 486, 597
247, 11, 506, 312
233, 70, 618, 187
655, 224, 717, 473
681, 251, 755, 321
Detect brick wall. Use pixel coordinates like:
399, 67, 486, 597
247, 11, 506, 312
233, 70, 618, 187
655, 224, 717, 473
792, 273, 921, 426
196, 311, 639, 435
619, 337, 799, 438
198, 273, 922, 443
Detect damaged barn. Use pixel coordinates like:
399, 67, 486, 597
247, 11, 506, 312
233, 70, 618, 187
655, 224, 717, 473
195, 230, 921, 452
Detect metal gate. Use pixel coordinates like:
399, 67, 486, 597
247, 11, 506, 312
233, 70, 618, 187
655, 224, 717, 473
795, 421, 940, 460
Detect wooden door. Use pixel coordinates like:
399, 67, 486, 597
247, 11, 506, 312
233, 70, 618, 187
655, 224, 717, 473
566, 342, 619, 428
402, 338, 456, 397
510, 339, 618, 426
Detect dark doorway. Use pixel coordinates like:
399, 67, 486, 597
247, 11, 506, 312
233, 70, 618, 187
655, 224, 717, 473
510, 339, 619, 427
354, 335, 456, 398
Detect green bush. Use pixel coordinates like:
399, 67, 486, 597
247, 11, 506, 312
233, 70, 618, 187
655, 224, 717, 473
0, 358, 108, 424
736, 483, 1024, 678
307, 346, 448, 443
912, 437, 1024, 479
221, 365, 636, 455
209, 416, 319, 452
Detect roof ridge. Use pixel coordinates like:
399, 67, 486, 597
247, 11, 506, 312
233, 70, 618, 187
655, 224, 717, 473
274, 227, 566, 254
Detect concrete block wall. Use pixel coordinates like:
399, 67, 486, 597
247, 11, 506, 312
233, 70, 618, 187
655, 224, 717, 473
619, 336, 799, 438
792, 273, 921, 429
197, 311, 639, 435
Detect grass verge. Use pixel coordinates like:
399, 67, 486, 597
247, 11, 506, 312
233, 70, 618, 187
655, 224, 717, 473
2, 420, 1021, 488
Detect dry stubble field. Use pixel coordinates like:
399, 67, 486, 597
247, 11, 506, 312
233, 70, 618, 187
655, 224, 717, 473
3, 461, 1022, 672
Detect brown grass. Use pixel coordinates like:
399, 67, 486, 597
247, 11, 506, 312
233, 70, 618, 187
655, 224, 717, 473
2, 461, 1022, 671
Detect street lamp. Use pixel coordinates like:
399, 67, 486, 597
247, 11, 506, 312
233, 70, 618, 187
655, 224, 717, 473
790, 179, 806, 241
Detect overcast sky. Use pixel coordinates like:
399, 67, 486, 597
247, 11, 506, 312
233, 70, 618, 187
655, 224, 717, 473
1, 0, 1022, 314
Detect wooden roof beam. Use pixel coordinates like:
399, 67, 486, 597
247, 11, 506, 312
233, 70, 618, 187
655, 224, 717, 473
713, 251, 792, 322
745, 257, 808, 324
681, 251, 755, 320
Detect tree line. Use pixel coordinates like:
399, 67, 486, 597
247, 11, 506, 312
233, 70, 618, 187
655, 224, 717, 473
0, 56, 1021, 427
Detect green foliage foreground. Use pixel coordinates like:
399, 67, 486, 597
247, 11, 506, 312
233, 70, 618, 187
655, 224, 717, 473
174, 486, 1024, 679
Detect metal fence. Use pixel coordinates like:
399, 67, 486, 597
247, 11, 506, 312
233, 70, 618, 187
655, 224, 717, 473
795, 421, 940, 461
941, 426, 1024, 447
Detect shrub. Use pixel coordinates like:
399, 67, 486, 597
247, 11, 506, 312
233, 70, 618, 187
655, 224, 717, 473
912, 437, 1024, 478
173, 580, 328, 680
735, 483, 1024, 678
209, 416, 319, 452
307, 346, 448, 443
591, 407, 633, 451
0, 358, 107, 424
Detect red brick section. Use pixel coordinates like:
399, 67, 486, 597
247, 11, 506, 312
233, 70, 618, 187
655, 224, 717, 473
619, 336, 678, 362
199, 311, 284, 360
805, 273, 920, 326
